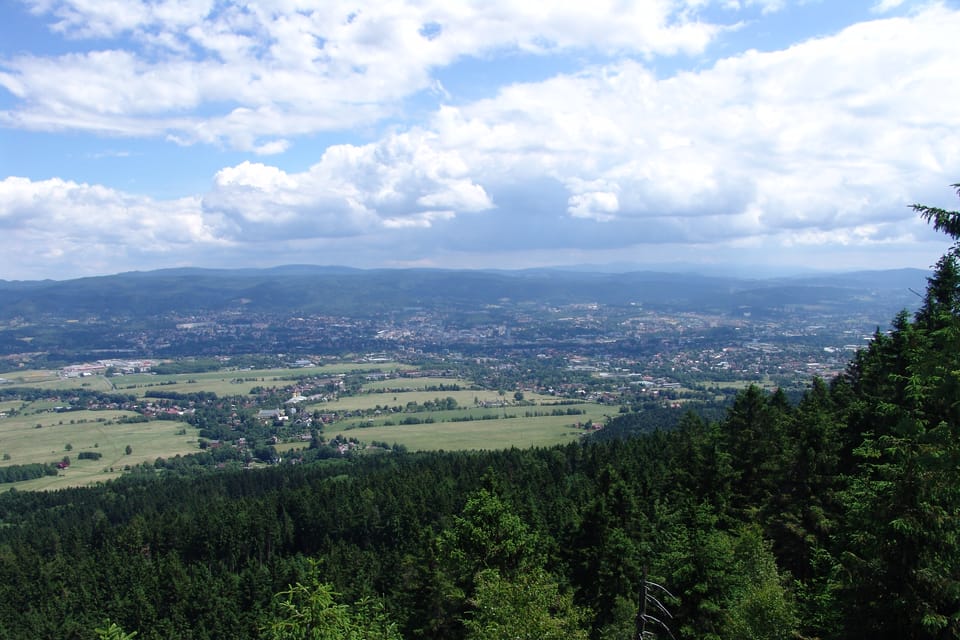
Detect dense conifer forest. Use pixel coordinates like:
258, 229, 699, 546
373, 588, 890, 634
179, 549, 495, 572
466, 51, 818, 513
2, 188, 960, 639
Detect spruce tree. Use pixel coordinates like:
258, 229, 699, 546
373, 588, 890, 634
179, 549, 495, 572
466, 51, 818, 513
836, 184, 960, 639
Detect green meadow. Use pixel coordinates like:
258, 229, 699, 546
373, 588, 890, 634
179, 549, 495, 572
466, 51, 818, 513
361, 376, 466, 391
1, 362, 608, 487
309, 388, 521, 412
111, 362, 413, 397
0, 369, 115, 393
323, 409, 608, 451
0, 408, 197, 490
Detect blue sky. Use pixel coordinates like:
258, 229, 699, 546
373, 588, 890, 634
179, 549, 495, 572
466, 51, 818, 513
1, 0, 958, 280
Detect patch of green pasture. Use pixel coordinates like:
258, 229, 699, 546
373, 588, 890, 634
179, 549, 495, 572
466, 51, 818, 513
325, 412, 601, 451
116, 376, 259, 397
274, 441, 311, 454
114, 368, 289, 396
36, 376, 115, 393
519, 392, 574, 404
112, 363, 416, 397
0, 409, 199, 490
709, 376, 773, 390
336, 402, 598, 429
337, 409, 501, 429
1, 409, 151, 464
0, 400, 23, 413
3, 362, 419, 400
0, 370, 111, 393
219, 363, 413, 380
310, 361, 415, 374
0, 411, 196, 466
15, 399, 65, 414
9, 465, 121, 491
0, 369, 60, 384
362, 377, 469, 391
1, 370, 116, 393
309, 389, 522, 413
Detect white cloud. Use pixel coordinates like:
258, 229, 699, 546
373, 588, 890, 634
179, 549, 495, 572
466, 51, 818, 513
568, 191, 620, 221
383, 210, 455, 229
202, 133, 493, 240
871, 0, 906, 13
420, 4, 960, 250
0, 175, 223, 276
2, 3, 959, 278
0, 176, 209, 240
721, 0, 789, 14
2, 1, 728, 149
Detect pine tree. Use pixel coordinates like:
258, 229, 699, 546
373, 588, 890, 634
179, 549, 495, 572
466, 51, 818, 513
836, 184, 960, 639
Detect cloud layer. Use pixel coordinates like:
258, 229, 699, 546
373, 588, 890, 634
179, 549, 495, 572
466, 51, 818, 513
1, 1, 958, 279
2, 0, 723, 152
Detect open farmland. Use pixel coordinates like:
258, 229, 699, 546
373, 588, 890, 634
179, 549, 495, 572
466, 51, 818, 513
323, 409, 608, 451
1, 362, 412, 399
0, 369, 115, 393
308, 388, 530, 412
0, 359, 612, 488
0, 407, 198, 490
361, 376, 465, 391
112, 362, 412, 397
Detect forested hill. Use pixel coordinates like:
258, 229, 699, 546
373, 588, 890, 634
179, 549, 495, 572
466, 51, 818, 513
1, 318, 959, 640
0, 265, 928, 318
1, 192, 959, 640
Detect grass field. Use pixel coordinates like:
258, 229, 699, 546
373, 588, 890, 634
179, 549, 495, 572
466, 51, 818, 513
110, 363, 413, 397
362, 377, 468, 391
0, 399, 25, 413
0, 407, 199, 490
0, 369, 62, 384
0, 369, 115, 393
709, 376, 776, 390
324, 410, 606, 451
308, 389, 560, 413
0, 361, 608, 488
334, 402, 596, 427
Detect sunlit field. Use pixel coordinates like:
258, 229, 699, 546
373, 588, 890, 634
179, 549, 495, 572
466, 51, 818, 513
0, 361, 608, 488
0, 406, 198, 490
324, 407, 610, 451
112, 363, 412, 397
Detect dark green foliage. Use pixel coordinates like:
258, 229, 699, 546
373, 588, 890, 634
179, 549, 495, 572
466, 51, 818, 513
151, 360, 224, 375
912, 183, 960, 240
95, 621, 138, 639
465, 568, 589, 640
266, 561, 401, 640
0, 462, 58, 483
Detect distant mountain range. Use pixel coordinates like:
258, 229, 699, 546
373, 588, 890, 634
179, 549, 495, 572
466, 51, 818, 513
0, 265, 930, 319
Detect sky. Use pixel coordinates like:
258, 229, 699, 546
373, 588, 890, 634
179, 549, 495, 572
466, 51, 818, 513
1, 0, 959, 281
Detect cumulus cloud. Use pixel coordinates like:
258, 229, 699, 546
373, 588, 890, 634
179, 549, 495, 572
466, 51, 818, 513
0, 176, 210, 240
0, 175, 226, 276
420, 4, 960, 251
1, 0, 730, 151
202, 132, 493, 240
1, 3, 958, 278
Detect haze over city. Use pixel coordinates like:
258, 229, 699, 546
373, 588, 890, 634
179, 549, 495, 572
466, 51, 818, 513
1, 0, 958, 280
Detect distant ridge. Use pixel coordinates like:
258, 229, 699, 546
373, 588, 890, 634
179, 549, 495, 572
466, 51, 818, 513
0, 265, 930, 320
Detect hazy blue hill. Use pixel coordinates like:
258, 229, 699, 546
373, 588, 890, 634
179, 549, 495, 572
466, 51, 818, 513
722, 269, 928, 317
0, 266, 930, 319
